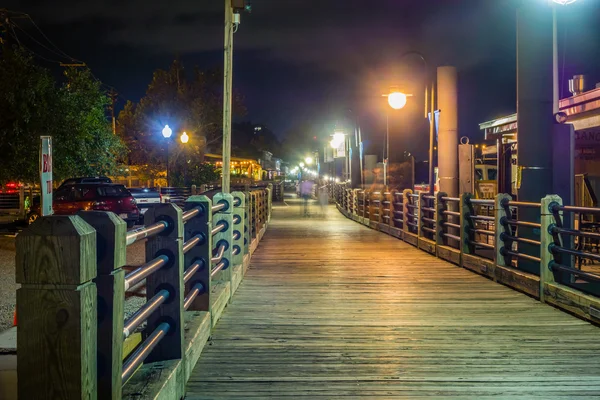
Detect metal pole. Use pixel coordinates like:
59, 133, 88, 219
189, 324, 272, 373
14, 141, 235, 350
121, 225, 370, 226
553, 6, 559, 115
222, 0, 234, 193
428, 83, 435, 194
166, 140, 170, 188
384, 113, 389, 186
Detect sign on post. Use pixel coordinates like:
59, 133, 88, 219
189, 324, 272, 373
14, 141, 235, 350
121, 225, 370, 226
40, 136, 52, 216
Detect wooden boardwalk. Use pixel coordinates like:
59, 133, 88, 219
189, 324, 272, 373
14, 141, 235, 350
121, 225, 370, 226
186, 199, 600, 399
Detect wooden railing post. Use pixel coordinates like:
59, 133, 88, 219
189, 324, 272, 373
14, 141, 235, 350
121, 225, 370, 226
232, 192, 245, 267
184, 195, 212, 312
418, 191, 426, 240
16, 216, 98, 399
435, 192, 447, 248
540, 195, 563, 302
403, 189, 412, 236
243, 190, 251, 257
144, 203, 184, 362
460, 193, 475, 257
494, 193, 513, 267
213, 193, 234, 296
78, 211, 126, 400
266, 184, 273, 223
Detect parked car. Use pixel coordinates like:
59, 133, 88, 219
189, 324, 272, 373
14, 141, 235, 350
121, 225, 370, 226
128, 188, 162, 223
58, 176, 112, 189
41, 183, 140, 228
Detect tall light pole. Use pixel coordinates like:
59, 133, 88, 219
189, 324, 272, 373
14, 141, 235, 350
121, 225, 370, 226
162, 124, 172, 187
180, 131, 189, 186
222, 1, 234, 193
552, 0, 578, 114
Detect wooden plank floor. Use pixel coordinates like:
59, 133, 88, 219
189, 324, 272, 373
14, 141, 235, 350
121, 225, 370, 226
186, 199, 600, 399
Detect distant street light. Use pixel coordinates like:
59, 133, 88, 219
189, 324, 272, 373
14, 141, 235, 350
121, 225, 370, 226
180, 132, 190, 185
162, 125, 173, 187
299, 162, 305, 168
180, 131, 189, 144
388, 92, 408, 110
305, 156, 314, 165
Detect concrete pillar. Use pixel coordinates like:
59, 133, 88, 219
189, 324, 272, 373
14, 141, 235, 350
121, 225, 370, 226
516, 4, 554, 275
437, 66, 459, 197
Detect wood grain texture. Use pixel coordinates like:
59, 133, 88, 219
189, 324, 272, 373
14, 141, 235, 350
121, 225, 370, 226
186, 200, 600, 398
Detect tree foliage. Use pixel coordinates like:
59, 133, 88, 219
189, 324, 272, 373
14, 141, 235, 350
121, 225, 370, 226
0, 48, 125, 184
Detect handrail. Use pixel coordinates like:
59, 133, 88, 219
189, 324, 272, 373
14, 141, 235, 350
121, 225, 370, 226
182, 206, 202, 222
124, 255, 168, 291
184, 283, 205, 310
468, 198, 494, 205
441, 197, 460, 202
211, 261, 227, 278
123, 289, 170, 339
126, 221, 168, 246
183, 260, 204, 284
211, 222, 227, 236
122, 322, 170, 384
183, 234, 203, 254
553, 204, 600, 215
212, 202, 226, 213
504, 200, 541, 208
211, 243, 226, 264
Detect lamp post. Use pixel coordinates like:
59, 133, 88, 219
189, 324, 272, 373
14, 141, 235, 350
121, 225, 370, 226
162, 124, 173, 187
551, 0, 577, 114
180, 131, 189, 186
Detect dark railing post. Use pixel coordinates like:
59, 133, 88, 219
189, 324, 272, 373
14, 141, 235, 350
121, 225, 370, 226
403, 189, 412, 236
540, 195, 563, 302
184, 195, 212, 312
213, 193, 234, 298
143, 203, 184, 362
460, 193, 475, 257
495, 193, 513, 268
231, 191, 245, 267
435, 192, 447, 248
78, 211, 126, 400
266, 184, 273, 223
418, 191, 426, 240
243, 190, 251, 258
16, 216, 98, 399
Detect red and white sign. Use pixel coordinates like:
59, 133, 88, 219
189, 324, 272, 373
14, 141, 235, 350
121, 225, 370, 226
40, 136, 53, 216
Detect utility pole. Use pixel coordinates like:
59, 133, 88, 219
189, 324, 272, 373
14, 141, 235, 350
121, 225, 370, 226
222, 0, 235, 193
108, 88, 118, 135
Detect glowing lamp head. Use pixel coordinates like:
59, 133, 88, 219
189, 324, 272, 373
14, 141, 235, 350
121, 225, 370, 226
162, 124, 172, 138
180, 131, 189, 144
305, 156, 314, 165
299, 162, 305, 168
552, 0, 577, 4
388, 92, 408, 110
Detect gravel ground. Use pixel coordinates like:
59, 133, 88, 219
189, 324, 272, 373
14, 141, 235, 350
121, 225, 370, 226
0, 237, 148, 334
0, 247, 17, 333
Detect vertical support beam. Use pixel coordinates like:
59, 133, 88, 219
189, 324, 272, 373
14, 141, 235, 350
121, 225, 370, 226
222, 0, 234, 192
494, 194, 513, 268
435, 192, 447, 248
244, 190, 251, 255
231, 192, 245, 266
16, 216, 98, 400
540, 195, 563, 303
403, 189, 412, 235
266, 184, 273, 223
460, 193, 475, 256
184, 196, 212, 312
213, 193, 234, 293
418, 191, 425, 239
144, 204, 184, 362
77, 211, 126, 400
437, 66, 459, 197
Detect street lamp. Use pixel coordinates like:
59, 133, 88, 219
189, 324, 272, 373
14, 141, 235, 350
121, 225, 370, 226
162, 125, 173, 187
551, 0, 578, 114
305, 156, 313, 165
388, 91, 408, 110
180, 132, 190, 186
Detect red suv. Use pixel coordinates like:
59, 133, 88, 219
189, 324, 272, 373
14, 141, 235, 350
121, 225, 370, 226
52, 183, 140, 228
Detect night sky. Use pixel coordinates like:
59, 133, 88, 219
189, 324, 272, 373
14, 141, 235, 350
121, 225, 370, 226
5, 0, 600, 161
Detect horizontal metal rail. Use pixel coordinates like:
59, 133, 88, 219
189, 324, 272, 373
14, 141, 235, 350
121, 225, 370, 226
393, 218, 404, 224
422, 216, 436, 224
442, 222, 461, 229
552, 226, 600, 241
551, 263, 600, 283
183, 260, 204, 284
468, 199, 494, 205
212, 203, 226, 213
211, 243, 226, 264
393, 202, 403, 207
552, 246, 600, 263
423, 195, 435, 200
504, 219, 541, 229
421, 207, 436, 213
443, 210, 460, 217
422, 226, 436, 234
443, 233, 461, 242
408, 193, 419, 198
124, 255, 168, 291
211, 261, 227, 278
182, 207, 202, 223
383, 215, 390, 219
233, 215, 241, 224
553, 204, 600, 215
441, 197, 460, 202
394, 210, 404, 215
126, 221, 168, 246
406, 204, 418, 209
183, 234, 203, 254
382, 201, 391, 205
469, 215, 494, 222
469, 240, 494, 250
184, 283, 204, 310
504, 200, 541, 208
407, 221, 419, 228
232, 246, 240, 256
122, 322, 170, 384
502, 249, 541, 263
211, 222, 227, 236
123, 289, 170, 340
500, 234, 540, 247
233, 231, 241, 240
233, 198, 241, 207
471, 228, 495, 236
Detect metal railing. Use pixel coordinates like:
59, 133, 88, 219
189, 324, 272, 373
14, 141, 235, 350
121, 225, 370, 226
438, 195, 461, 249
15, 186, 273, 399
